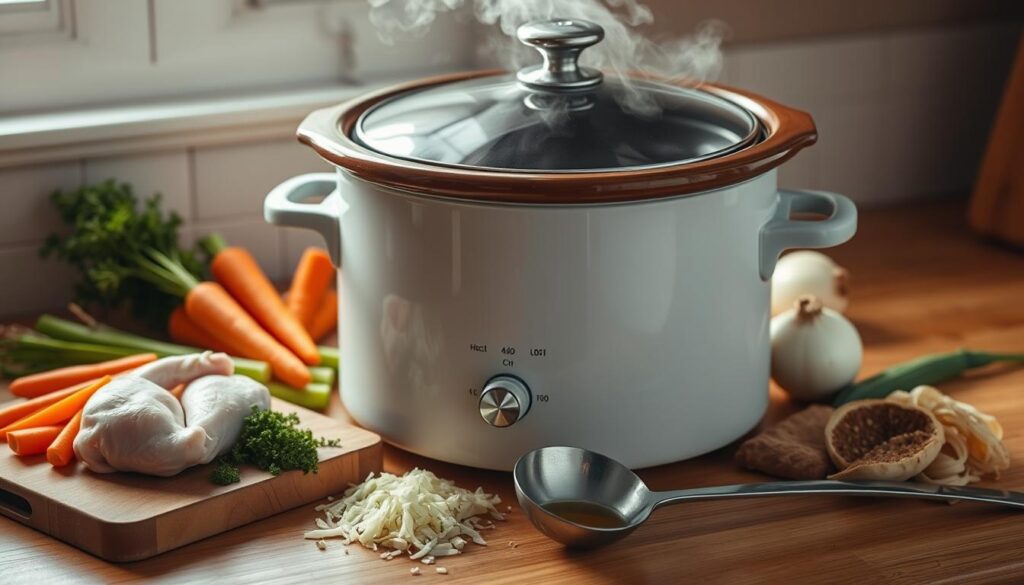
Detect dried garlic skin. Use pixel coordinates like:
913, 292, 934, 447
825, 400, 944, 481
888, 385, 1010, 485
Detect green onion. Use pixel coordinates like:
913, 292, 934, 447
267, 381, 332, 411
35, 314, 271, 383
833, 348, 1024, 405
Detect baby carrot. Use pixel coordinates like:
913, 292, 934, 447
0, 384, 83, 429
287, 248, 334, 328
307, 289, 338, 342
10, 353, 156, 398
0, 375, 111, 440
186, 282, 311, 388
207, 237, 320, 366
7, 425, 64, 457
169, 383, 186, 401
47, 410, 83, 467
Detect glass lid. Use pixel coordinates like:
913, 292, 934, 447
353, 19, 760, 173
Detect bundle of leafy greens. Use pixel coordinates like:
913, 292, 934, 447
41, 180, 207, 329
210, 406, 341, 485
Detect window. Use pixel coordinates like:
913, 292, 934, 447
0, 0, 70, 37
0, 0, 474, 114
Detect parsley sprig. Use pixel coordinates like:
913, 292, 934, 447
211, 407, 342, 485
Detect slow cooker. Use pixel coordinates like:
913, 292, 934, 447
265, 18, 857, 470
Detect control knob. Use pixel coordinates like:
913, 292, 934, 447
478, 375, 531, 427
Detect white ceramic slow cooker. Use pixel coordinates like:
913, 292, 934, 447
265, 19, 857, 470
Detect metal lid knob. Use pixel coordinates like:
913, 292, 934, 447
478, 375, 532, 428
516, 19, 604, 92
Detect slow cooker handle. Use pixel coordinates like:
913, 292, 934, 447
264, 172, 343, 266
759, 189, 857, 280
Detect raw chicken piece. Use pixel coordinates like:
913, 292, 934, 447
181, 375, 271, 463
73, 377, 208, 476
133, 351, 233, 389
74, 352, 237, 476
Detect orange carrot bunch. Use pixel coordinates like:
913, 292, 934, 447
171, 240, 339, 378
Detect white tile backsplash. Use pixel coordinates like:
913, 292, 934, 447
84, 150, 193, 220
886, 23, 1021, 98
729, 34, 887, 110
188, 217, 286, 280
0, 22, 1016, 317
0, 162, 82, 246
811, 99, 891, 206
0, 244, 78, 314
193, 139, 330, 220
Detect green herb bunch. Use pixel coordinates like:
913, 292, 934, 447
210, 406, 341, 485
41, 180, 206, 328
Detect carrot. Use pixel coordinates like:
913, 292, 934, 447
168, 306, 232, 353
307, 289, 339, 342
186, 282, 311, 388
0, 384, 83, 429
9, 353, 157, 399
7, 425, 64, 457
0, 375, 111, 440
47, 410, 83, 467
169, 383, 186, 401
287, 248, 334, 328
208, 240, 320, 366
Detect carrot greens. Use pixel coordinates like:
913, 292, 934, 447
41, 180, 207, 328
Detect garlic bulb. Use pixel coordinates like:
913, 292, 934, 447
770, 296, 862, 402
771, 251, 850, 316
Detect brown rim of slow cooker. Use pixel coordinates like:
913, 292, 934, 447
296, 70, 818, 205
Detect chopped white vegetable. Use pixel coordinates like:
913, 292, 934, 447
305, 468, 504, 561
316, 540, 327, 551
436, 567, 448, 575
410, 567, 421, 576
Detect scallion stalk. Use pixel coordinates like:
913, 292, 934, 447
833, 348, 1024, 405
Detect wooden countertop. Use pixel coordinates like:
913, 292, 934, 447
3, 200, 1024, 584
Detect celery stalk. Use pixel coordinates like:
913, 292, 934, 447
310, 366, 335, 386
267, 381, 332, 411
35, 314, 271, 383
318, 345, 339, 369
16, 335, 141, 362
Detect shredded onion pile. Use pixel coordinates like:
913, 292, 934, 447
303, 468, 504, 560
887, 385, 1010, 485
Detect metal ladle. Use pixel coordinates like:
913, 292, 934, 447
514, 446, 1024, 549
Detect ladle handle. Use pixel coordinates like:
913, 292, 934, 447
651, 480, 1024, 510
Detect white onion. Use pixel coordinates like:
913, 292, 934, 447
771, 251, 850, 316
770, 296, 862, 402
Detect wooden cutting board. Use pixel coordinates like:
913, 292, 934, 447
0, 398, 381, 563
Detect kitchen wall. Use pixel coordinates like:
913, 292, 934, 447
0, 21, 1019, 318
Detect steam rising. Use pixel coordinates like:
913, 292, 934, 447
367, 0, 727, 113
